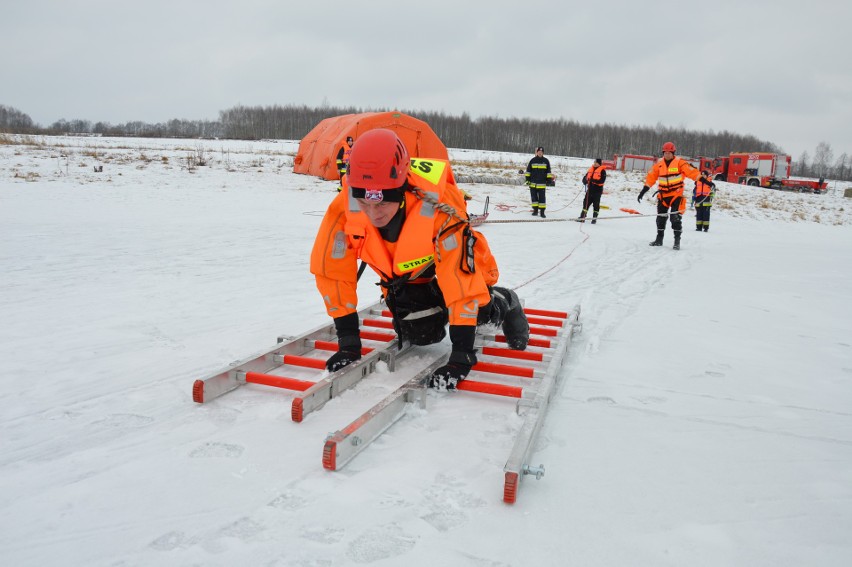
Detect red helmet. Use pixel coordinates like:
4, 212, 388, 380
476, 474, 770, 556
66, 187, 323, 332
662, 141, 676, 153
347, 129, 410, 190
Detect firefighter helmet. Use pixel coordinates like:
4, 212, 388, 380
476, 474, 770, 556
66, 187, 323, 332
347, 129, 410, 190
662, 141, 676, 153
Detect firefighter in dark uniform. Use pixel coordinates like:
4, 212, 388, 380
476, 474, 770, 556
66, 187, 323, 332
335, 136, 354, 192
525, 146, 554, 218
693, 171, 715, 232
580, 158, 607, 223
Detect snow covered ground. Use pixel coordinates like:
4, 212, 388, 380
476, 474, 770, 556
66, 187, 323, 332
1, 134, 851, 566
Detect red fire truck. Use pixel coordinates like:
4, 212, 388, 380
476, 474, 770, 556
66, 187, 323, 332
710, 152, 827, 193
612, 154, 657, 173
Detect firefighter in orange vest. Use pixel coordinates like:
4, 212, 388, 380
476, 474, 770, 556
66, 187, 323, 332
579, 158, 607, 223
311, 129, 530, 390
335, 136, 354, 192
638, 141, 714, 250
693, 170, 715, 232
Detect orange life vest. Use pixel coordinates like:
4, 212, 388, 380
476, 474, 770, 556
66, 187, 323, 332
336, 145, 352, 175
586, 165, 605, 186
694, 176, 713, 198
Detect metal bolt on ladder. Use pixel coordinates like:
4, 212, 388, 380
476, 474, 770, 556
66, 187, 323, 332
523, 464, 546, 480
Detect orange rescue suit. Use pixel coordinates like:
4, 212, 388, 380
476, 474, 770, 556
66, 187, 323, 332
644, 157, 703, 214
310, 158, 499, 327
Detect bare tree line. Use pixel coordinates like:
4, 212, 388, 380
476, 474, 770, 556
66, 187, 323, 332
1, 103, 848, 180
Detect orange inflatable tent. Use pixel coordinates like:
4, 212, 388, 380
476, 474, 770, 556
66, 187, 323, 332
293, 111, 450, 181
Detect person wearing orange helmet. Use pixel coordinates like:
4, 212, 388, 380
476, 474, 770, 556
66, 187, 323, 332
637, 141, 714, 250
310, 129, 530, 390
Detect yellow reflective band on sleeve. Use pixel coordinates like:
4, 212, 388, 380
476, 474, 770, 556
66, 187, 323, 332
409, 159, 446, 185
397, 254, 434, 273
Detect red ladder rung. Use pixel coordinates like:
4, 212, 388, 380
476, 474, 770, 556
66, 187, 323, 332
523, 307, 568, 319
245, 372, 314, 391
363, 318, 395, 330
480, 346, 544, 361
495, 335, 552, 348
529, 325, 558, 337
359, 330, 396, 341
472, 361, 535, 378
456, 379, 523, 398
281, 354, 326, 370
313, 340, 375, 355
526, 316, 565, 327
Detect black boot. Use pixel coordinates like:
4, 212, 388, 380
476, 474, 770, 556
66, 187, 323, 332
540, 210, 546, 218
532, 208, 538, 216
673, 231, 681, 250
649, 230, 664, 246
704, 226, 709, 232
696, 226, 702, 231
591, 213, 597, 225
490, 287, 529, 350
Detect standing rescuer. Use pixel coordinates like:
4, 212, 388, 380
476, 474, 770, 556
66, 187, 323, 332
310, 129, 530, 390
638, 142, 714, 250
693, 170, 715, 232
580, 158, 607, 223
335, 136, 354, 192
525, 146, 554, 218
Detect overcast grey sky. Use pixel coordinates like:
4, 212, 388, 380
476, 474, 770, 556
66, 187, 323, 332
3, 0, 850, 160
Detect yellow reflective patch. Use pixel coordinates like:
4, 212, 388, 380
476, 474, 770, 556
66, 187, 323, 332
397, 254, 434, 273
409, 159, 446, 185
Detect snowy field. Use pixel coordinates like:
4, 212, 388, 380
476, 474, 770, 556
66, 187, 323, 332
1, 134, 851, 566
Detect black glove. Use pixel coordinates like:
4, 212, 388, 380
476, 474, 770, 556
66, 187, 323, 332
638, 186, 649, 203
428, 325, 477, 390
428, 362, 472, 390
326, 349, 361, 372
325, 312, 362, 372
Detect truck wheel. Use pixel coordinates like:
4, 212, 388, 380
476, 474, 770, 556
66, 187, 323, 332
747, 179, 760, 186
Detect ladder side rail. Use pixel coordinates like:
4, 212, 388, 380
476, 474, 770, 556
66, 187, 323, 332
194, 302, 384, 403
322, 356, 448, 470
292, 340, 412, 422
502, 305, 581, 503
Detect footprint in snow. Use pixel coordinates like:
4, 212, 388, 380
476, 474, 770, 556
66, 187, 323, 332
300, 525, 345, 544
586, 396, 616, 404
419, 474, 486, 532
149, 530, 189, 551
346, 523, 417, 563
189, 441, 244, 458
218, 516, 265, 540
268, 489, 308, 510
95, 413, 154, 428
